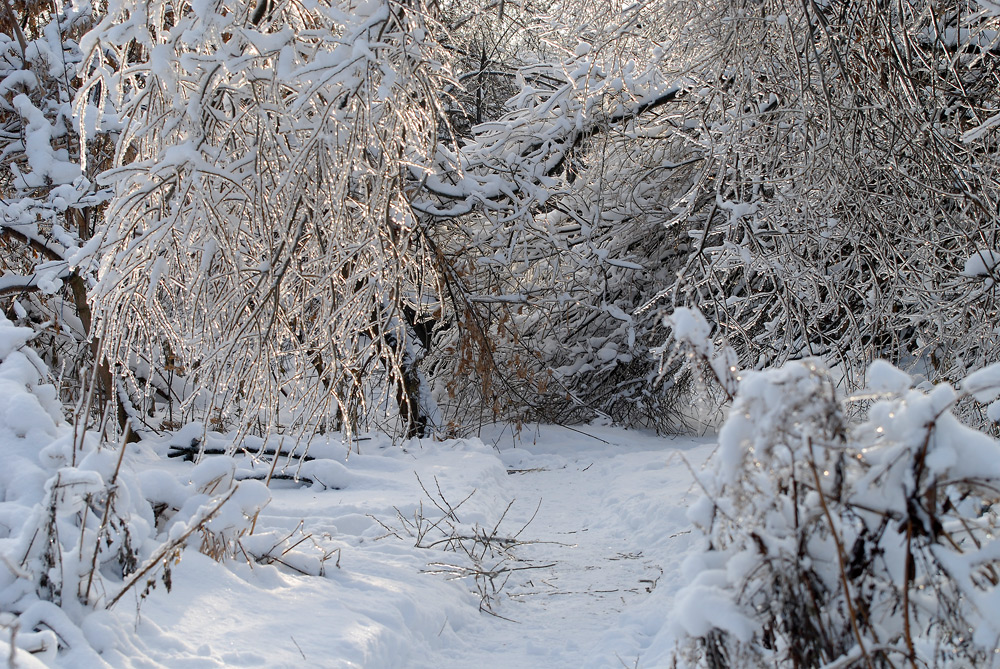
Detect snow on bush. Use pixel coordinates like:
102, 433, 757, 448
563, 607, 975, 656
663, 308, 739, 400
961, 249, 1000, 278
0, 315, 268, 663
669, 345, 1000, 667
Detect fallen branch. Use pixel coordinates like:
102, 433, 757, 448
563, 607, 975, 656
236, 472, 321, 487
167, 444, 316, 462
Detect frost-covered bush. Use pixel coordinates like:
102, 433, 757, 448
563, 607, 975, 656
0, 315, 268, 662
669, 0, 1000, 403
672, 355, 1000, 667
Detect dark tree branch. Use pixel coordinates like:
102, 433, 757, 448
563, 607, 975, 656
0, 226, 68, 261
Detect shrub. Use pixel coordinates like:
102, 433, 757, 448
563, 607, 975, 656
670, 327, 1000, 666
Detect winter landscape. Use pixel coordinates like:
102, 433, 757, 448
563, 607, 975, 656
4, 0, 1000, 666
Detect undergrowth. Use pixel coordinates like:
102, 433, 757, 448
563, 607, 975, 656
667, 308, 1000, 668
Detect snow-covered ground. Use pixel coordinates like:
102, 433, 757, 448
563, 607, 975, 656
100, 426, 714, 668
9, 311, 1000, 667
0, 309, 715, 669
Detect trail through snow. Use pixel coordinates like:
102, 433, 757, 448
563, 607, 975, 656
416, 426, 711, 668
104, 426, 714, 668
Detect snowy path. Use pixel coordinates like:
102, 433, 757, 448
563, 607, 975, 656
416, 428, 710, 668
108, 426, 714, 668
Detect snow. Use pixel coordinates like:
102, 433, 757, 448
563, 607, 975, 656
0, 638, 50, 668
665, 307, 711, 357
963, 361, 1000, 402
961, 249, 1000, 277
961, 110, 1000, 143
59, 425, 711, 668
9, 301, 1000, 666
11, 95, 82, 187
866, 358, 913, 393
3, 307, 716, 667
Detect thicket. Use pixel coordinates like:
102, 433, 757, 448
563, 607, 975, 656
3, 0, 998, 439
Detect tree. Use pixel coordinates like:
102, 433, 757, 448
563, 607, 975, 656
668, 312, 1000, 667
413, 0, 711, 431
81, 0, 460, 441
0, 0, 132, 438
77, 0, 711, 439
67, 0, 1000, 443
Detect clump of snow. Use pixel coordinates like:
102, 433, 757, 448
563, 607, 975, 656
0, 316, 124, 663
866, 358, 912, 393
962, 361, 1000, 402
11, 94, 83, 187
665, 307, 711, 356
961, 249, 1000, 277
663, 307, 739, 397
0, 636, 51, 668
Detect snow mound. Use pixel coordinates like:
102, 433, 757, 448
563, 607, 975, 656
0, 314, 270, 667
